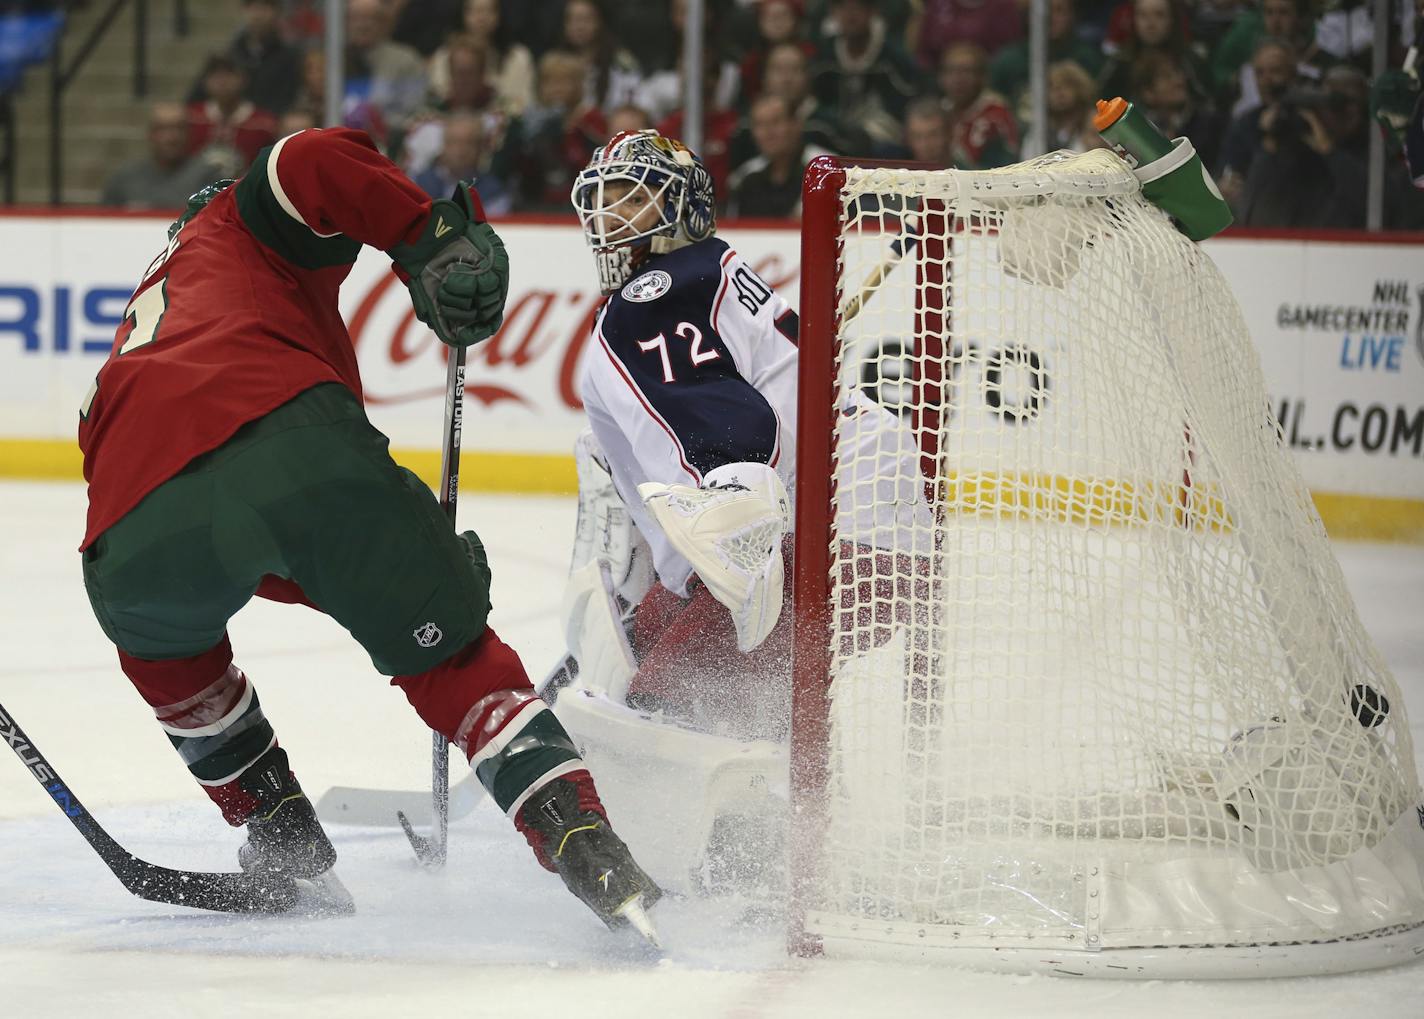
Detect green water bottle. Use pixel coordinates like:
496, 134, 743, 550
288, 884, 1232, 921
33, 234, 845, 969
1094, 96, 1233, 241
1093, 97, 1174, 168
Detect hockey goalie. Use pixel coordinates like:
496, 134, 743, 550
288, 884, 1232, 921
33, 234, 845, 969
552, 129, 931, 893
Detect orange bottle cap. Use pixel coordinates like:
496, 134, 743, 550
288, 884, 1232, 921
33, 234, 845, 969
1093, 97, 1129, 132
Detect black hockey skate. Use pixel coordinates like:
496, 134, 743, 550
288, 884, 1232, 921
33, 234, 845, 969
518, 776, 663, 946
237, 746, 354, 915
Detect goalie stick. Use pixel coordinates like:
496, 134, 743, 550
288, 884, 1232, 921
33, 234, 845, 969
0, 699, 299, 914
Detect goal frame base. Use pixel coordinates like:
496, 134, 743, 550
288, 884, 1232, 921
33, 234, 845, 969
811, 922, 1424, 979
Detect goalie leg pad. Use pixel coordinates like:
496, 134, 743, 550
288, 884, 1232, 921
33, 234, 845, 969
570, 428, 654, 604
562, 559, 637, 702
638, 462, 790, 653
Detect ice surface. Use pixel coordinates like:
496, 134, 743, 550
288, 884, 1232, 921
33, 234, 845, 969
2, 480, 1421, 1017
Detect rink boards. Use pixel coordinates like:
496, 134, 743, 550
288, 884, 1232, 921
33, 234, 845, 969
0, 212, 1419, 540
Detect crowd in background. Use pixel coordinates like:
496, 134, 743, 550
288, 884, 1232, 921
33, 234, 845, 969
82, 0, 1424, 228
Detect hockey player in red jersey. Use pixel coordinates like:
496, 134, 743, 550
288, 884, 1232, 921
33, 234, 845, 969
78, 127, 660, 932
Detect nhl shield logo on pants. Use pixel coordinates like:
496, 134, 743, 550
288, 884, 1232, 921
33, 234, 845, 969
413, 622, 443, 648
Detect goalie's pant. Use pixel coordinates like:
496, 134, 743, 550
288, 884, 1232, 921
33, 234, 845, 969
625, 539, 796, 740
625, 541, 929, 741
82, 383, 588, 828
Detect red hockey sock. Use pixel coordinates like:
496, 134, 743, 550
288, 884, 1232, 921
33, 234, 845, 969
390, 626, 536, 747
118, 634, 277, 825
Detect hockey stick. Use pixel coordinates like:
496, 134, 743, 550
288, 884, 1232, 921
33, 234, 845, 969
319, 769, 480, 827
401, 345, 467, 868
841, 208, 922, 325
318, 652, 581, 826
0, 700, 299, 914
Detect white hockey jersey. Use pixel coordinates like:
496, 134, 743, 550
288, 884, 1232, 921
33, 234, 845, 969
579, 237, 928, 597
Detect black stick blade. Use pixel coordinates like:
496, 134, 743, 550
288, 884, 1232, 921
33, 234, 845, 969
114, 856, 300, 914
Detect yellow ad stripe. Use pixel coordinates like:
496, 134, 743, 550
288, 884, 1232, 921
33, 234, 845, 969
1, 439, 1418, 543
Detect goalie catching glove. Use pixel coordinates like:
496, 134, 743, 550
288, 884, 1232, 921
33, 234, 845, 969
391, 181, 509, 347
639, 463, 790, 653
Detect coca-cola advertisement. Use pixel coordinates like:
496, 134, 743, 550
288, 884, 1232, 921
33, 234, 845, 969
0, 213, 1417, 513
342, 224, 803, 456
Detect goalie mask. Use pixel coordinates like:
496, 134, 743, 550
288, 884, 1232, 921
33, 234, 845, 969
570, 129, 716, 294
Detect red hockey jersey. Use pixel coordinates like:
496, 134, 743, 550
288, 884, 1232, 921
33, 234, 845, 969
78, 127, 457, 550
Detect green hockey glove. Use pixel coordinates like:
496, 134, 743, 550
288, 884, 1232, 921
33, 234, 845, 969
391, 182, 510, 347
1371, 69, 1421, 145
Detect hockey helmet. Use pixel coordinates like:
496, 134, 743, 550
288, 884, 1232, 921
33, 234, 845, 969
168, 178, 237, 240
570, 129, 716, 294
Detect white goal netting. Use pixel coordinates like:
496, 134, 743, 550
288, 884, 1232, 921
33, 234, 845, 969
801, 150, 1424, 972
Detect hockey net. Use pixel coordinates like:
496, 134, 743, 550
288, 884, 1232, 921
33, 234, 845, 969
790, 150, 1424, 976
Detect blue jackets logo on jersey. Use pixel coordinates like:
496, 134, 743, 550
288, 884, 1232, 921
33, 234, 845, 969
622, 270, 673, 303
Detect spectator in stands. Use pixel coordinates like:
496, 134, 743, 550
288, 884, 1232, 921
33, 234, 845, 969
758, 40, 858, 155
223, 0, 301, 116
437, 34, 497, 115
101, 102, 223, 210
636, 42, 740, 124
915, 0, 1025, 72
727, 93, 829, 218
606, 103, 654, 137
902, 96, 951, 165
1134, 52, 1227, 171
1097, 0, 1212, 106
345, 0, 429, 129
1023, 59, 1103, 156
277, 108, 318, 137
1211, 0, 1323, 115
289, 47, 389, 144
810, 0, 926, 150
185, 53, 277, 177
429, 0, 537, 116
804, 0, 919, 46
277, 0, 325, 41
515, 49, 607, 209
1216, 37, 1301, 207
1313, 0, 1375, 68
411, 111, 513, 213
655, 53, 741, 199
989, 0, 1104, 109
555, 0, 643, 112
1191, 0, 1249, 52
1321, 66, 1424, 228
402, 35, 507, 179
739, 0, 813, 109
1234, 68, 1369, 227
488, 0, 568, 57
940, 41, 1019, 169
391, 0, 463, 56
667, 0, 738, 75
611, 0, 679, 72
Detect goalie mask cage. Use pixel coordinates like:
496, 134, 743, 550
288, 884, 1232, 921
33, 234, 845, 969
790, 150, 1424, 978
